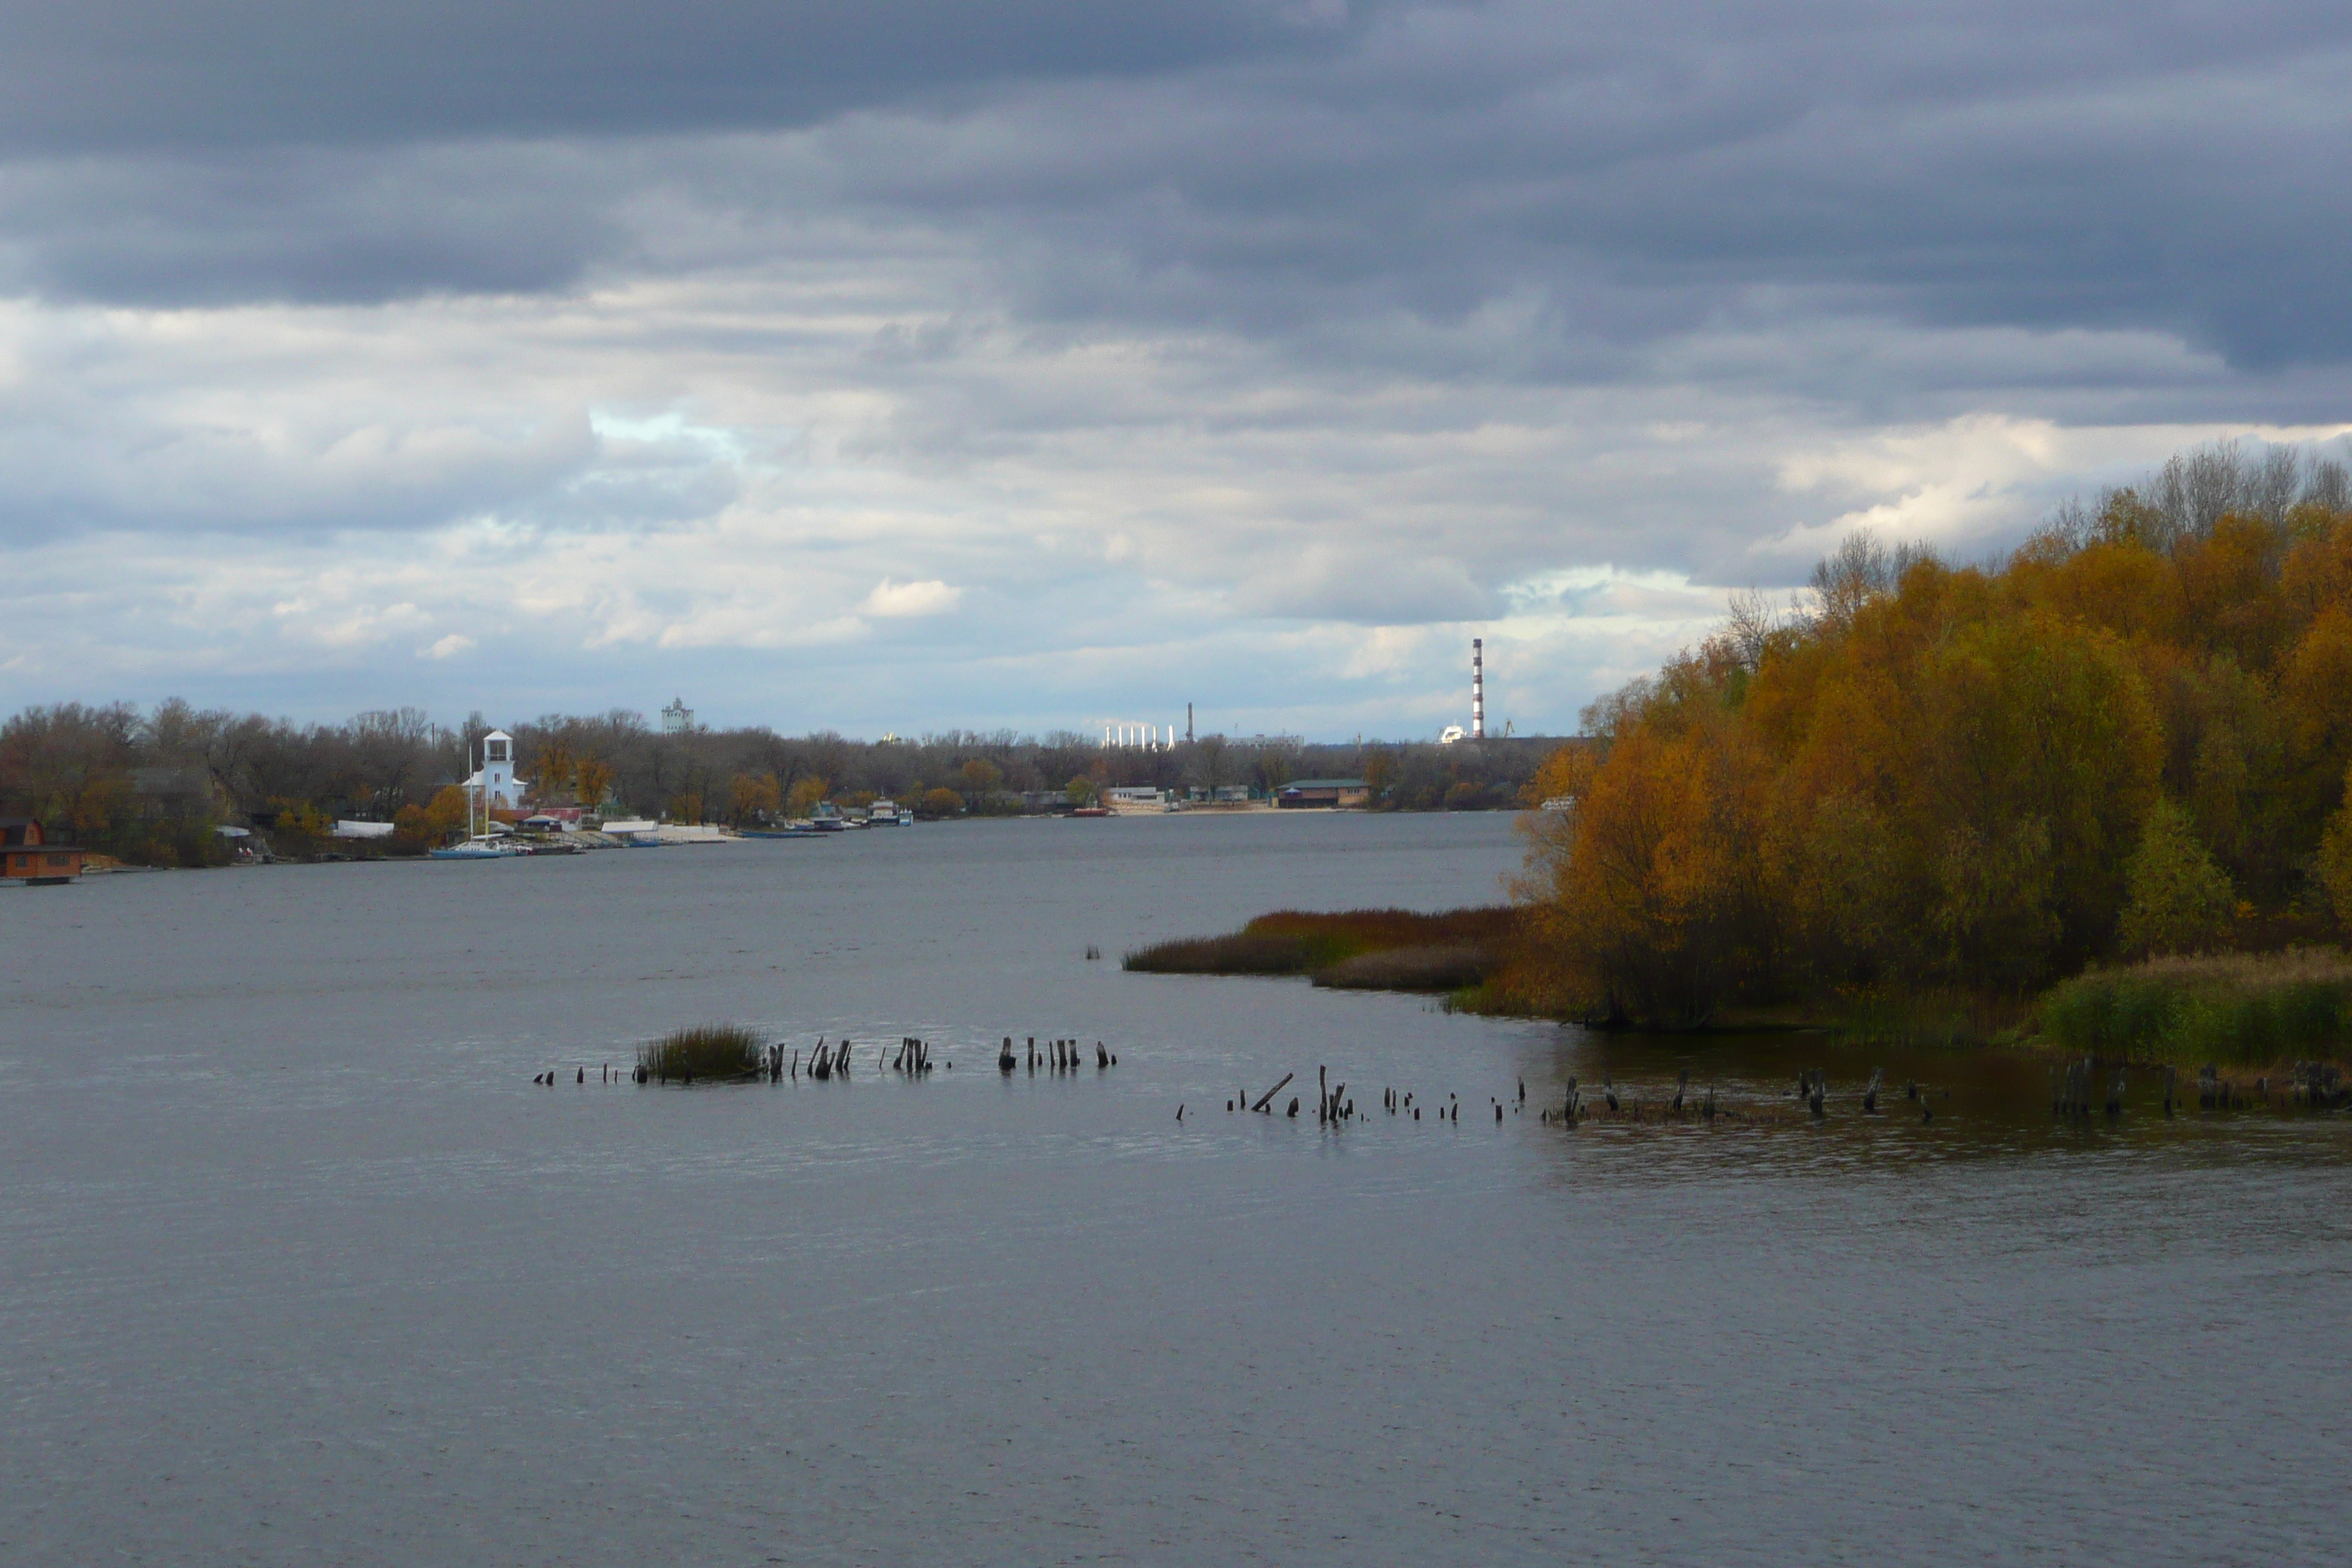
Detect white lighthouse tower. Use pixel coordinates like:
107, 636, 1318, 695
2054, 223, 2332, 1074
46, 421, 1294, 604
467, 730, 527, 810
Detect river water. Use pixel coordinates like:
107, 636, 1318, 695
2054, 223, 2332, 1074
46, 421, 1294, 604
2, 813, 2345, 1565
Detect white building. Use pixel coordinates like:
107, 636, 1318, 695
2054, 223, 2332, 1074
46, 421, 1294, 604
464, 730, 529, 810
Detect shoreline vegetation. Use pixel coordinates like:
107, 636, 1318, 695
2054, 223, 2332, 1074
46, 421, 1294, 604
1127, 905, 2352, 1069
1124, 908, 1515, 994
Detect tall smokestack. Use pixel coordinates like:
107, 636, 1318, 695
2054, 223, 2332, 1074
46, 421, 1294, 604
1471, 638, 1485, 740
1187, 702, 1194, 743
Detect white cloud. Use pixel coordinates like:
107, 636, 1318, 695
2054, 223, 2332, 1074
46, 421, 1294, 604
421, 633, 476, 660
859, 578, 963, 618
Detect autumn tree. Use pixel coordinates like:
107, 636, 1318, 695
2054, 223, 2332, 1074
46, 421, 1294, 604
960, 757, 1003, 805
2116, 800, 2236, 956
534, 741, 576, 802
423, 785, 471, 841
727, 771, 782, 824
786, 776, 829, 818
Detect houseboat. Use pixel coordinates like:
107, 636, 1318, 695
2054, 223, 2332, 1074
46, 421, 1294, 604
2, 817, 87, 883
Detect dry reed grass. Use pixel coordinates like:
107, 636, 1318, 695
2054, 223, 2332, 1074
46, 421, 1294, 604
638, 1024, 764, 1081
1123, 905, 1518, 995
1313, 945, 1493, 992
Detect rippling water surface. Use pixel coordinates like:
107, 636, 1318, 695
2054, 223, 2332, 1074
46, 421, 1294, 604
4, 813, 2345, 1564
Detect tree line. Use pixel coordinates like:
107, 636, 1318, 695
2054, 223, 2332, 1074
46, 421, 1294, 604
1520, 441, 2352, 1027
0, 698, 1553, 862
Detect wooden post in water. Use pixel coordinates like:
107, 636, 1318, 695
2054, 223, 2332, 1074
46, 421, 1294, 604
1251, 1073, 1294, 1114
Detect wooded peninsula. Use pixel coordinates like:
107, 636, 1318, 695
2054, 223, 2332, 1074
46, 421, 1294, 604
1136, 445, 2352, 1069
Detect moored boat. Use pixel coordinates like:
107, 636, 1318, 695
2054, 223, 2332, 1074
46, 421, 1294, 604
429, 834, 516, 860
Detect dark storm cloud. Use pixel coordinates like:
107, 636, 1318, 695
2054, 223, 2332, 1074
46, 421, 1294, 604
9, 0, 2352, 378
0, 1, 1351, 153
0, 149, 622, 303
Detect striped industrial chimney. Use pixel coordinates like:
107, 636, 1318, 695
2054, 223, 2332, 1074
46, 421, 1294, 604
1471, 638, 1485, 739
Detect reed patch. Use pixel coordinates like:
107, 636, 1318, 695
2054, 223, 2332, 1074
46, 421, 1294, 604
637, 1024, 765, 1082
1125, 907, 1515, 995
2039, 949, 2352, 1066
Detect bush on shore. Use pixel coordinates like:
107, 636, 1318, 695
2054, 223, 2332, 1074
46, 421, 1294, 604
2039, 949, 2352, 1065
638, 1024, 764, 1081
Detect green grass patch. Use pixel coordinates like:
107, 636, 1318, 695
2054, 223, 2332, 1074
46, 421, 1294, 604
638, 1023, 764, 1082
2040, 949, 2352, 1066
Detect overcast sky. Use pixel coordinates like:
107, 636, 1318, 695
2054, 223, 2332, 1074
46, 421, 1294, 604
4, 1, 2348, 739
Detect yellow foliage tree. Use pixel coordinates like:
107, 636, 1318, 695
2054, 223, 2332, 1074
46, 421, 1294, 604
573, 757, 615, 814
423, 785, 471, 841
534, 742, 576, 802
786, 776, 829, 818
727, 772, 783, 823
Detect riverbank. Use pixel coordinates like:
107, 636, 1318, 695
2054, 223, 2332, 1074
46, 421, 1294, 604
1126, 905, 2352, 1071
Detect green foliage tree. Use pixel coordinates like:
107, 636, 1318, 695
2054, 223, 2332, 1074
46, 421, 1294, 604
1065, 774, 1098, 805
2318, 766, 2352, 932
2116, 800, 2236, 957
